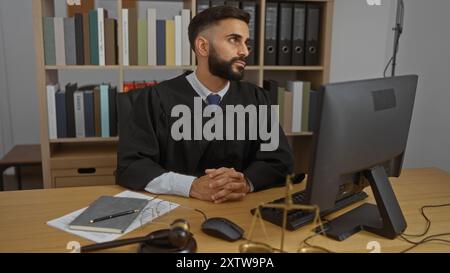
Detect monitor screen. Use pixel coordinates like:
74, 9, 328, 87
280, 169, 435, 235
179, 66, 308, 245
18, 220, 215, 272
306, 75, 418, 240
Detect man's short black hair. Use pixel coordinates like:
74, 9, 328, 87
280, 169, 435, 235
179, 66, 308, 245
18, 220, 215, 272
188, 6, 250, 52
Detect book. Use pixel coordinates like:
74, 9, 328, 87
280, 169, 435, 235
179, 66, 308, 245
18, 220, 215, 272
43, 17, 56, 65
166, 19, 175, 65
175, 15, 182, 66
181, 9, 191, 66
74, 90, 86, 137
138, 18, 148, 66
147, 9, 157, 66
97, 8, 107, 66
105, 18, 117, 65
54, 17, 66, 65
93, 86, 102, 137
68, 196, 149, 234
83, 12, 91, 65
55, 89, 67, 138
128, 8, 138, 65
156, 20, 166, 65
46, 84, 59, 139
89, 9, 99, 65
108, 86, 118, 137
74, 13, 85, 65
65, 83, 78, 137
64, 17, 76, 65
84, 90, 95, 137
287, 81, 303, 133
100, 84, 110, 137
122, 9, 129, 66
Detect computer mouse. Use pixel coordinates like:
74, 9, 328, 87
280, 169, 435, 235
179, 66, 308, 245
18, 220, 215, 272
201, 217, 244, 242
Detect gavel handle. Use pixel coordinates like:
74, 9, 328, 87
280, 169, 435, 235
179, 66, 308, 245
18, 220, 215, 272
81, 236, 149, 252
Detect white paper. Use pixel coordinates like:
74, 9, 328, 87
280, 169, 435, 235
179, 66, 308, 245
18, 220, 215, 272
47, 191, 179, 243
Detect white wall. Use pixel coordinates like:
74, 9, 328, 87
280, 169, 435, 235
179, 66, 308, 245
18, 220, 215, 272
395, 0, 450, 171
0, 6, 13, 157
330, 0, 394, 82
0, 0, 39, 155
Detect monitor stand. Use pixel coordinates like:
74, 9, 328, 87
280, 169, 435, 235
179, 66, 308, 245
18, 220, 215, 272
316, 165, 407, 241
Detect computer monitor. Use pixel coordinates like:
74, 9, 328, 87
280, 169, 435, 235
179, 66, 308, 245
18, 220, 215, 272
307, 75, 418, 241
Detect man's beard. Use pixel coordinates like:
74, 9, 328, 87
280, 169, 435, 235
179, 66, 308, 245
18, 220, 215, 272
208, 46, 246, 81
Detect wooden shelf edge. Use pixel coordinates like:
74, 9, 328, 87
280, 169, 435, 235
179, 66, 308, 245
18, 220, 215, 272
45, 65, 120, 70
124, 65, 195, 70
263, 66, 324, 71
285, 132, 313, 137
49, 137, 119, 143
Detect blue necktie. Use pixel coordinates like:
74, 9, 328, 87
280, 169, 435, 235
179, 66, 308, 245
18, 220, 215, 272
206, 94, 221, 105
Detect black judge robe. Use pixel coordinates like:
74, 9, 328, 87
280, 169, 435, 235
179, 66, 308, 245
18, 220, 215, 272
116, 71, 294, 192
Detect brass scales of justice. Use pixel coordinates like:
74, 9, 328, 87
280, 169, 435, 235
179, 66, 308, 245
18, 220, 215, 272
239, 174, 329, 253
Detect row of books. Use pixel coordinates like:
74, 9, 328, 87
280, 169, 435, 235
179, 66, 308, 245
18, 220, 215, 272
264, 80, 312, 133
123, 81, 158, 93
43, 2, 320, 67
197, 0, 258, 65
43, 8, 117, 66
265, 2, 322, 66
122, 8, 191, 66
46, 83, 118, 139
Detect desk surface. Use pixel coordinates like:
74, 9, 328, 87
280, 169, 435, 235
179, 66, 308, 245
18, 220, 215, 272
0, 168, 449, 253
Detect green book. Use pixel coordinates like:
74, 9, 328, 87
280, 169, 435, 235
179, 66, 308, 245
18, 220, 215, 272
43, 17, 56, 65
89, 9, 99, 65
69, 196, 148, 234
137, 19, 148, 66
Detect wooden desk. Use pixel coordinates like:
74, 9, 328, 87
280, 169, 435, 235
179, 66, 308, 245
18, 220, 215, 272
0, 168, 449, 253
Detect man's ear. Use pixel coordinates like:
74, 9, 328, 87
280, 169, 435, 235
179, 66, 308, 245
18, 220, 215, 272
195, 36, 209, 57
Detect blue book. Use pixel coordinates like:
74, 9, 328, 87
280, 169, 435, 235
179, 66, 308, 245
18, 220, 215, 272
84, 90, 95, 137
156, 20, 166, 65
100, 85, 110, 137
55, 90, 67, 138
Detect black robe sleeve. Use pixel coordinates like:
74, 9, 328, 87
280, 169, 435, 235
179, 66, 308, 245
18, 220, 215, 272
243, 86, 294, 192
116, 87, 168, 191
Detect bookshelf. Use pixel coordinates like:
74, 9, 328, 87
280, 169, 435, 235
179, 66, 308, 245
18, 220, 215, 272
33, 0, 334, 188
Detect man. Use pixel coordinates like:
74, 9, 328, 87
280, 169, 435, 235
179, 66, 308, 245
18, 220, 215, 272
116, 6, 293, 203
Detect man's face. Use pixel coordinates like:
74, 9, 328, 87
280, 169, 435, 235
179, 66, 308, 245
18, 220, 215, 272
206, 19, 250, 81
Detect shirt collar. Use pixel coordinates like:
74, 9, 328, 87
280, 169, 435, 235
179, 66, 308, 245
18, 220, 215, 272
186, 70, 230, 101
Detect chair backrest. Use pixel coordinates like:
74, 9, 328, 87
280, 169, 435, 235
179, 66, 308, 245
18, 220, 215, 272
117, 88, 147, 135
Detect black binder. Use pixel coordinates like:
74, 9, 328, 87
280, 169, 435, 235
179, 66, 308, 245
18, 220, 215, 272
305, 4, 321, 66
197, 0, 210, 14
292, 3, 306, 66
210, 0, 225, 7
277, 2, 293, 65
242, 1, 257, 65
225, 1, 240, 8
264, 2, 278, 65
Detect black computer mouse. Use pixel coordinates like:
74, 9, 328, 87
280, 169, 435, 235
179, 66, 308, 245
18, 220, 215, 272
201, 217, 244, 242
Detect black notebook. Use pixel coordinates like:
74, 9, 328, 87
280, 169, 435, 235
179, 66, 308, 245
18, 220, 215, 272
68, 196, 149, 234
